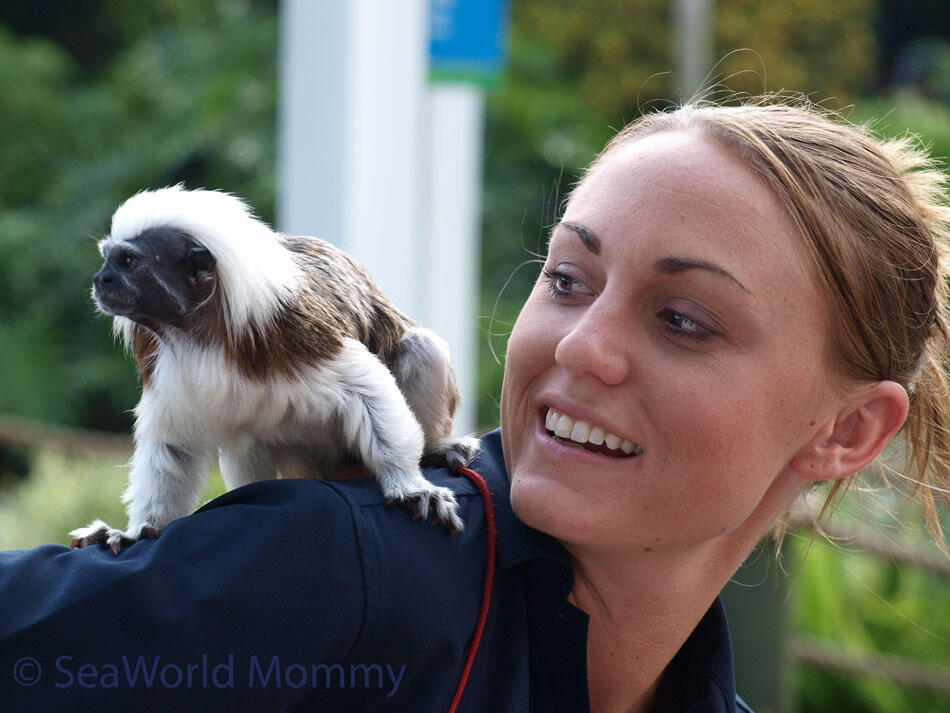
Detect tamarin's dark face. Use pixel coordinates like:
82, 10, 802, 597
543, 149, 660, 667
93, 226, 217, 333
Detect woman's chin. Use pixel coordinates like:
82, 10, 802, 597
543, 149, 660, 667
509, 472, 601, 543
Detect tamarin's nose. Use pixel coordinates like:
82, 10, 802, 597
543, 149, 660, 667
94, 268, 115, 287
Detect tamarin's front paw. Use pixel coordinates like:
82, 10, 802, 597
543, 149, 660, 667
386, 481, 464, 536
70, 519, 160, 556
420, 435, 481, 471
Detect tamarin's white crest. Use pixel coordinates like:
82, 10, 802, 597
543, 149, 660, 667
72, 185, 477, 554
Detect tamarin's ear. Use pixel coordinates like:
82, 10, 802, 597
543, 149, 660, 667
187, 246, 216, 274
788, 380, 909, 482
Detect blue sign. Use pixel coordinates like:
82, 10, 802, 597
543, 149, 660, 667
429, 0, 510, 84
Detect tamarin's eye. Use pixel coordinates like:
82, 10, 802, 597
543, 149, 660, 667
122, 255, 137, 269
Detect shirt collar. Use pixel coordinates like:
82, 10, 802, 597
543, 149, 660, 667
674, 597, 741, 712
473, 429, 574, 574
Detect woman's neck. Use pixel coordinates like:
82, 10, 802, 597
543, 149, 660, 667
569, 470, 805, 713
568, 542, 731, 713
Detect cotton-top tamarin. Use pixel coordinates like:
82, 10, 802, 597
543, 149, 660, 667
71, 186, 477, 554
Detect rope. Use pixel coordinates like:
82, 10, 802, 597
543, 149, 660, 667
447, 466, 498, 713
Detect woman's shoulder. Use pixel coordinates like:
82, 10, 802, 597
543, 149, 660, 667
0, 433, 509, 711
0, 431, 508, 638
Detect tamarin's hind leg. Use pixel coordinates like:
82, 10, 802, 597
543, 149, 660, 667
332, 338, 463, 532
388, 327, 480, 470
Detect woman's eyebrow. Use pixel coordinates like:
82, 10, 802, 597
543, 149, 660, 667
552, 224, 751, 294
558, 221, 601, 254
655, 256, 753, 295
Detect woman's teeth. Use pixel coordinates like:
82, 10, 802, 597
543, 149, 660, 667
544, 408, 643, 456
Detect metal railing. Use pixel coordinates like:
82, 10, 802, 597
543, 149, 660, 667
786, 510, 950, 699
0, 414, 130, 454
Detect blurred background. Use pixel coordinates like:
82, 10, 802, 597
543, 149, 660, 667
0, 1, 948, 710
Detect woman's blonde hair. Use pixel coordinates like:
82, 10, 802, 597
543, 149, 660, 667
590, 96, 950, 547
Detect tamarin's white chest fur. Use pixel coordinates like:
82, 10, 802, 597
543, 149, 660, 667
72, 185, 477, 554
139, 340, 342, 443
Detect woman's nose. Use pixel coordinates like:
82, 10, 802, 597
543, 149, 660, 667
554, 304, 630, 385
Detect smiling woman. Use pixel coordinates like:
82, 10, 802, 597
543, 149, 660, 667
504, 131, 831, 549
502, 97, 950, 712
1, 97, 949, 713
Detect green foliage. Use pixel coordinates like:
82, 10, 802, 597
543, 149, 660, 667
0, 448, 130, 549
0, 447, 226, 550
511, 0, 672, 120
0, 27, 75, 207
849, 90, 950, 163
716, 0, 877, 101
506, 0, 877, 120
790, 535, 950, 712
788, 465, 950, 713
475, 297, 527, 429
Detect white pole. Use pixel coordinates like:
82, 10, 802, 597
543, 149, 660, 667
345, 0, 429, 319
425, 84, 484, 434
277, 0, 480, 434
277, 0, 347, 245
672, 0, 715, 101
277, 0, 429, 319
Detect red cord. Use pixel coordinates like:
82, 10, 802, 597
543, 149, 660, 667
446, 466, 498, 713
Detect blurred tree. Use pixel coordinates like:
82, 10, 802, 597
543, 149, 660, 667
716, 0, 877, 101
506, 0, 877, 122
876, 0, 950, 89
0, 0, 249, 72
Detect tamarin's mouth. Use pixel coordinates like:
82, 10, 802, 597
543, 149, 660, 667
93, 289, 134, 315
544, 408, 643, 457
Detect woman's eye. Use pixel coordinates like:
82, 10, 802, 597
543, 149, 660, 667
657, 308, 715, 342
542, 267, 589, 300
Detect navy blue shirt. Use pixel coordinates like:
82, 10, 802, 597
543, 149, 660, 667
0, 430, 752, 712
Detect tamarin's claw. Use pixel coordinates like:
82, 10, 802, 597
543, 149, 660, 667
420, 435, 481, 472
387, 482, 464, 535
70, 520, 160, 555
431, 516, 460, 538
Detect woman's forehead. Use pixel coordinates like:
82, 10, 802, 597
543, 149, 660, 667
573, 131, 769, 211
562, 132, 812, 276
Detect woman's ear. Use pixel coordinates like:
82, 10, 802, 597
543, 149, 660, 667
789, 381, 909, 482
